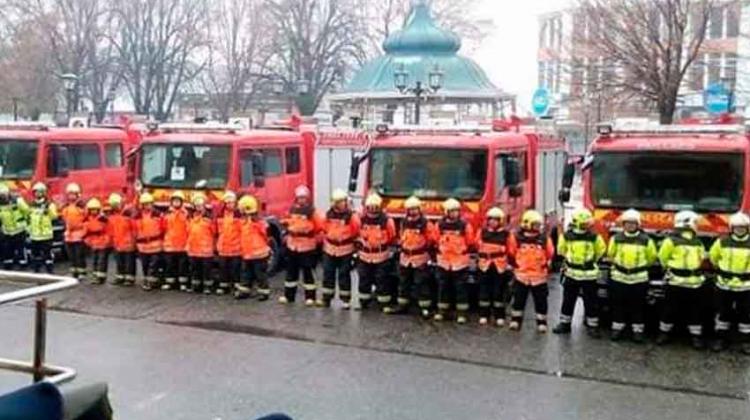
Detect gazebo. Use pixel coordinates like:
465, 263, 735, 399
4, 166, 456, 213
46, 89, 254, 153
329, 1, 515, 125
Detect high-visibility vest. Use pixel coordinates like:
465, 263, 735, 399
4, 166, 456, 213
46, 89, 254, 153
27, 201, 57, 241
135, 210, 163, 254
241, 217, 271, 260
217, 210, 242, 257
607, 231, 657, 284
558, 229, 606, 281
61, 202, 86, 243
358, 212, 395, 264
709, 235, 750, 291
323, 209, 359, 257
285, 204, 319, 253
163, 208, 189, 253
435, 218, 474, 271
84, 214, 110, 250
399, 216, 432, 268
476, 228, 512, 272
108, 209, 136, 252
514, 231, 554, 285
186, 212, 215, 258
659, 231, 705, 288
0, 196, 29, 236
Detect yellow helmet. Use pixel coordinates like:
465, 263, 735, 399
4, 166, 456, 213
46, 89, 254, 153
404, 196, 421, 210
192, 193, 207, 206
108, 193, 123, 207
571, 208, 593, 230
171, 191, 186, 201
223, 191, 237, 203
365, 193, 382, 208
66, 183, 81, 195
0, 183, 9, 195
139, 192, 154, 205
32, 182, 47, 193
331, 188, 348, 203
521, 210, 543, 230
239, 195, 259, 214
86, 198, 102, 210
486, 207, 505, 220
442, 198, 461, 213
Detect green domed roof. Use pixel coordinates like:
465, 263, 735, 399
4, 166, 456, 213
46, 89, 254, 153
382, 3, 461, 54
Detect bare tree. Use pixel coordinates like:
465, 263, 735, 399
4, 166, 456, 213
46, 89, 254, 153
577, 0, 715, 124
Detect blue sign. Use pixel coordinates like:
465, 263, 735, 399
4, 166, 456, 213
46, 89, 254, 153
532, 88, 551, 116
704, 83, 730, 114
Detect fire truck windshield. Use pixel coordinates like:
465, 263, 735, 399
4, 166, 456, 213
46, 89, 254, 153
0, 139, 37, 179
591, 151, 744, 212
140, 143, 230, 189
369, 148, 487, 199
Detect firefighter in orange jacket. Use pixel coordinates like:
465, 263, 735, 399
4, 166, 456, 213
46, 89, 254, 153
162, 191, 189, 291
83, 198, 111, 284
186, 194, 215, 294
216, 191, 242, 295
134, 193, 164, 291
476, 207, 517, 327
433, 198, 475, 324
281, 185, 323, 305
236, 195, 271, 301
320, 189, 360, 308
358, 193, 396, 312
509, 210, 555, 333
395, 196, 436, 318
107, 193, 136, 286
60, 183, 87, 279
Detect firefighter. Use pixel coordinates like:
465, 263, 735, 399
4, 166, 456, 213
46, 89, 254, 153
433, 198, 475, 324
709, 212, 750, 354
0, 183, 29, 270
134, 192, 164, 291
281, 185, 322, 305
358, 193, 396, 313
217, 191, 242, 295
108, 193, 136, 286
606, 209, 657, 343
27, 182, 58, 274
83, 198, 110, 285
395, 196, 436, 318
476, 207, 517, 327
60, 183, 87, 279
162, 191, 189, 291
656, 211, 707, 349
509, 210, 555, 333
321, 188, 360, 309
186, 193, 215, 294
237, 195, 271, 301
552, 208, 607, 337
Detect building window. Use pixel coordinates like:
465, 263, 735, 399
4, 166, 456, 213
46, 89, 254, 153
538, 61, 546, 88
709, 7, 723, 39
726, 4, 739, 37
690, 56, 705, 92
539, 21, 548, 48
708, 53, 722, 85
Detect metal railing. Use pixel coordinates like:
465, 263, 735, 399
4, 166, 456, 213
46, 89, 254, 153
0, 271, 79, 385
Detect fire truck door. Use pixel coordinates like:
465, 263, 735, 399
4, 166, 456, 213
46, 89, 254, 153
494, 153, 524, 226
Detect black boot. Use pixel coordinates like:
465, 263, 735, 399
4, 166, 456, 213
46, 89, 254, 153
552, 322, 572, 334
712, 331, 728, 352
691, 336, 706, 350
610, 329, 625, 342
655, 332, 670, 345
632, 332, 645, 344
587, 327, 601, 339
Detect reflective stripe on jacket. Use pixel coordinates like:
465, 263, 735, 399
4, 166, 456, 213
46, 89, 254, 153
434, 217, 475, 271
135, 210, 164, 254
399, 216, 434, 268
607, 231, 657, 284
323, 209, 360, 257
163, 208, 189, 253
476, 228, 515, 272
186, 212, 215, 258
358, 212, 395, 264
284, 204, 321, 253
513, 231, 554, 285
659, 230, 706, 288
241, 217, 271, 260
709, 235, 750, 291
61, 202, 86, 243
557, 229, 606, 281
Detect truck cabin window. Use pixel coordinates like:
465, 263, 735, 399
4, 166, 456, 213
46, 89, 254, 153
592, 152, 743, 212
0, 139, 37, 179
141, 143, 230, 189
369, 148, 487, 200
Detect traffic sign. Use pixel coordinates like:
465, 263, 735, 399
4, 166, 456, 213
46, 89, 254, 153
704, 83, 730, 114
532, 88, 551, 117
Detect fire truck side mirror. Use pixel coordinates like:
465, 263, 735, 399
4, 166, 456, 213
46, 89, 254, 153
504, 157, 521, 187
558, 188, 571, 203
251, 152, 265, 188
509, 184, 523, 198
349, 153, 367, 193
562, 161, 576, 190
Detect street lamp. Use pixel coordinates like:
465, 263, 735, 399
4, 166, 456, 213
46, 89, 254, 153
394, 64, 443, 124
106, 88, 116, 122
273, 77, 310, 113
11, 97, 19, 121
721, 76, 736, 114
59, 73, 78, 122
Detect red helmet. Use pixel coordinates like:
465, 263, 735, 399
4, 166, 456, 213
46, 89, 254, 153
294, 185, 311, 198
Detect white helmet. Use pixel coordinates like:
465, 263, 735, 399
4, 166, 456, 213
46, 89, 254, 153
729, 212, 750, 228
294, 185, 311, 199
674, 210, 699, 230
620, 208, 641, 225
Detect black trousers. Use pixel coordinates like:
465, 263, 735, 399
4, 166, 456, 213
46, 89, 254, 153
511, 282, 549, 325
114, 251, 136, 284
89, 248, 109, 283
189, 257, 212, 289
164, 252, 189, 285
2, 232, 26, 270
139, 252, 162, 286
243, 258, 270, 295
218, 256, 241, 289
478, 267, 512, 319
398, 265, 432, 308
29, 240, 53, 274
437, 268, 469, 313
65, 241, 87, 278
285, 250, 317, 301
609, 281, 648, 333
322, 254, 352, 302
559, 277, 599, 328
659, 285, 705, 336
357, 260, 386, 305
715, 289, 750, 338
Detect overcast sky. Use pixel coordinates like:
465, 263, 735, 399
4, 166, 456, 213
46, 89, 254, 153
471, 0, 570, 115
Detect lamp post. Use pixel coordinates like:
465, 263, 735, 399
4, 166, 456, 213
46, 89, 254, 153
60, 73, 78, 122
273, 78, 310, 113
107, 88, 116, 122
721, 76, 736, 114
394, 64, 443, 125
11, 97, 19, 121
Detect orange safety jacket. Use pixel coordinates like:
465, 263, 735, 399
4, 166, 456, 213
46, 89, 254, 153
399, 215, 435, 268
108, 209, 136, 253
512, 230, 555, 285
434, 217, 475, 271
358, 211, 396, 264
323, 208, 360, 257
163, 208, 189, 253
241, 217, 271, 261
476, 227, 516, 272
284, 204, 321, 253
217, 209, 242, 257
61, 202, 86, 243
83, 213, 111, 250
134, 210, 164, 254
186, 211, 215, 258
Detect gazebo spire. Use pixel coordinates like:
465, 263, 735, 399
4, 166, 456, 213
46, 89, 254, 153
382, 2, 461, 54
